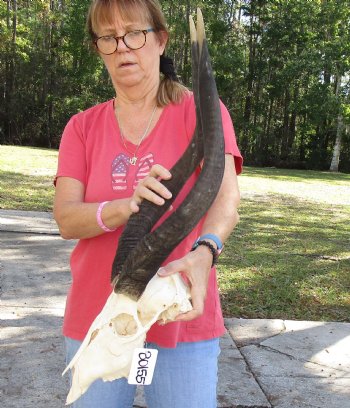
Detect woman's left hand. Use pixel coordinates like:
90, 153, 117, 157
129, 164, 172, 213
157, 245, 213, 321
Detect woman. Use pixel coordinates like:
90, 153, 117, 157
54, 0, 242, 407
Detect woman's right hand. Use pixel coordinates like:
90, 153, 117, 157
129, 164, 173, 213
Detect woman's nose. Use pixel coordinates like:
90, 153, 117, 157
116, 38, 129, 52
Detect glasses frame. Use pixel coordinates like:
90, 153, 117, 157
94, 28, 155, 55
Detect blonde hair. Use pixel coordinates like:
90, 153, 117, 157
87, 0, 189, 106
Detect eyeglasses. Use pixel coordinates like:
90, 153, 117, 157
95, 28, 155, 55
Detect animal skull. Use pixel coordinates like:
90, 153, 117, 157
63, 273, 192, 405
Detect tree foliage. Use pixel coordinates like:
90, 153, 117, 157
1, 0, 349, 171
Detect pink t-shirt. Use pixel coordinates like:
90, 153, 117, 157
56, 93, 242, 347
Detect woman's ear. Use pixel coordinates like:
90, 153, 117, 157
158, 30, 169, 55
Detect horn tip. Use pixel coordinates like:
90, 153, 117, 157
189, 15, 196, 43
196, 8, 205, 49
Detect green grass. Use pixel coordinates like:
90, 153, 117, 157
238, 167, 350, 206
219, 167, 350, 321
0, 146, 58, 211
219, 195, 350, 321
1, 145, 349, 321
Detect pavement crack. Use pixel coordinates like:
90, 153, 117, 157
257, 344, 350, 377
233, 342, 274, 408
0, 229, 60, 236
259, 344, 297, 360
1, 304, 65, 311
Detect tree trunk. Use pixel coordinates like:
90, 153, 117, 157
181, 0, 191, 84
2, 0, 11, 143
329, 72, 344, 172
299, 116, 305, 162
329, 113, 343, 172
264, 95, 275, 154
280, 88, 291, 160
237, 2, 242, 22
4, 0, 17, 144
241, 11, 256, 154
288, 86, 298, 151
46, 0, 56, 148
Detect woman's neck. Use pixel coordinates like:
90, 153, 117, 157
113, 82, 162, 144
113, 80, 159, 111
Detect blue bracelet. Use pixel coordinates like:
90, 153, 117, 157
195, 234, 223, 250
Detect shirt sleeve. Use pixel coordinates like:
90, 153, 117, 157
184, 93, 243, 175
220, 101, 243, 175
54, 115, 87, 186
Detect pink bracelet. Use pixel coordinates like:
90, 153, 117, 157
96, 201, 116, 232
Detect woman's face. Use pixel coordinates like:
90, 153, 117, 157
94, 9, 168, 93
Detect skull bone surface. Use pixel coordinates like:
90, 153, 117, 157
63, 273, 192, 405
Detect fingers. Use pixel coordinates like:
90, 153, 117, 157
158, 256, 208, 322
148, 164, 172, 180
130, 199, 141, 213
157, 259, 184, 277
130, 165, 172, 212
176, 283, 206, 322
175, 309, 202, 321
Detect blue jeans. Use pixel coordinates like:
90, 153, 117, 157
65, 337, 220, 408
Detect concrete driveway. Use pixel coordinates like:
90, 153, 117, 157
1, 210, 349, 408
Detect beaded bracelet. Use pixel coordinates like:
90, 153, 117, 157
197, 233, 223, 251
191, 240, 218, 267
96, 201, 117, 232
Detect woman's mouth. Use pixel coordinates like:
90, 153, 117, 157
119, 62, 135, 68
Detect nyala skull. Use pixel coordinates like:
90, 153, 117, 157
63, 273, 192, 405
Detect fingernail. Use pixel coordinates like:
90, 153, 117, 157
157, 268, 166, 276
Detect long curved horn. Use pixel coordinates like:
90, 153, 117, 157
112, 9, 225, 300
111, 15, 203, 282
111, 129, 203, 281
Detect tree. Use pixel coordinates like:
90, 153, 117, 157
0, 0, 349, 172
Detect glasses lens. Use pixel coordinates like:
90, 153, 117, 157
96, 37, 117, 55
124, 31, 146, 50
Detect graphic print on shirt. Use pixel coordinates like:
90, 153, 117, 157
111, 152, 154, 191
111, 153, 130, 191
133, 152, 154, 190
